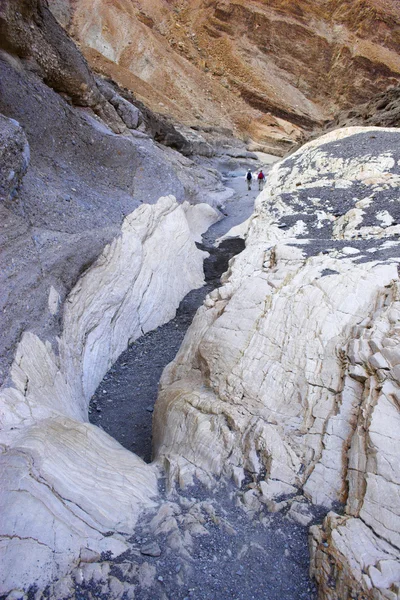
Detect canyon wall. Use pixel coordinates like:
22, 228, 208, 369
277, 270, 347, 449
154, 127, 400, 600
55, 0, 400, 152
0, 4, 224, 591
1, 1, 400, 596
0, 0, 231, 386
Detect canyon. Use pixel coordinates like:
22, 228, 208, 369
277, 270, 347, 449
1, 1, 400, 599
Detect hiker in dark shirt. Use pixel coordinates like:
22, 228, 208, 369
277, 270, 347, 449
246, 169, 252, 190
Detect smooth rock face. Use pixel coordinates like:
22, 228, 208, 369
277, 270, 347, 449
153, 127, 400, 599
0, 46, 227, 385
0, 195, 218, 595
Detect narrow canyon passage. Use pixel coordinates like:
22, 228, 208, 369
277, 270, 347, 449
2, 1, 400, 596
85, 173, 319, 600
88, 175, 256, 460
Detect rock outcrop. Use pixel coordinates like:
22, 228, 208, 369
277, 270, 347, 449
153, 127, 400, 599
57, 0, 400, 151
0, 5, 229, 591
296, 85, 400, 149
0, 114, 30, 202
0, 194, 219, 594
0, 39, 229, 384
329, 84, 400, 130
0, 0, 127, 131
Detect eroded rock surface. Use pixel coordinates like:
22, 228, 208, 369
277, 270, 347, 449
154, 127, 400, 599
0, 194, 219, 595
59, 0, 400, 151
0, 115, 30, 202
0, 43, 229, 384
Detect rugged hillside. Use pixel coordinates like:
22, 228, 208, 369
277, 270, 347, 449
52, 0, 400, 153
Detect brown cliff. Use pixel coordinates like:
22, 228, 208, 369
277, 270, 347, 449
51, 0, 400, 152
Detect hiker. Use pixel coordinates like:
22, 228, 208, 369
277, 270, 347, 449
258, 170, 265, 190
246, 169, 252, 190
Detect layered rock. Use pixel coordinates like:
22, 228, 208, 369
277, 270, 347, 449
0, 0, 127, 131
153, 127, 400, 599
0, 193, 219, 594
0, 42, 229, 384
0, 16, 226, 589
329, 84, 400, 130
58, 0, 400, 151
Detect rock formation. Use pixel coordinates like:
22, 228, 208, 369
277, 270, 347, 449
328, 84, 400, 130
0, 3, 225, 591
56, 0, 400, 152
154, 127, 400, 600
0, 0, 233, 385
1, 0, 400, 598
0, 192, 221, 594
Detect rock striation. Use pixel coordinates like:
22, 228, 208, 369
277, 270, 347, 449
0, 6, 227, 590
59, 0, 400, 152
0, 35, 228, 385
153, 127, 400, 600
2, 3, 400, 597
0, 194, 219, 595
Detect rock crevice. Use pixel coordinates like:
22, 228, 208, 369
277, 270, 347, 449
0, 193, 220, 594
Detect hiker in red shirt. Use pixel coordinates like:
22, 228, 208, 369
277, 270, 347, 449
257, 170, 265, 190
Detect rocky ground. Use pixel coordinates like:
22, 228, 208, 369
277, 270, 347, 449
68, 481, 319, 600
80, 170, 321, 600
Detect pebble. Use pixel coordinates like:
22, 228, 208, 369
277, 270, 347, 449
141, 541, 162, 557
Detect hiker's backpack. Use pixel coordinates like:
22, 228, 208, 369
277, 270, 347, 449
246, 172, 252, 180
258, 172, 264, 180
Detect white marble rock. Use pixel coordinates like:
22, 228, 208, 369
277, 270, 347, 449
153, 128, 400, 600
0, 195, 218, 595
